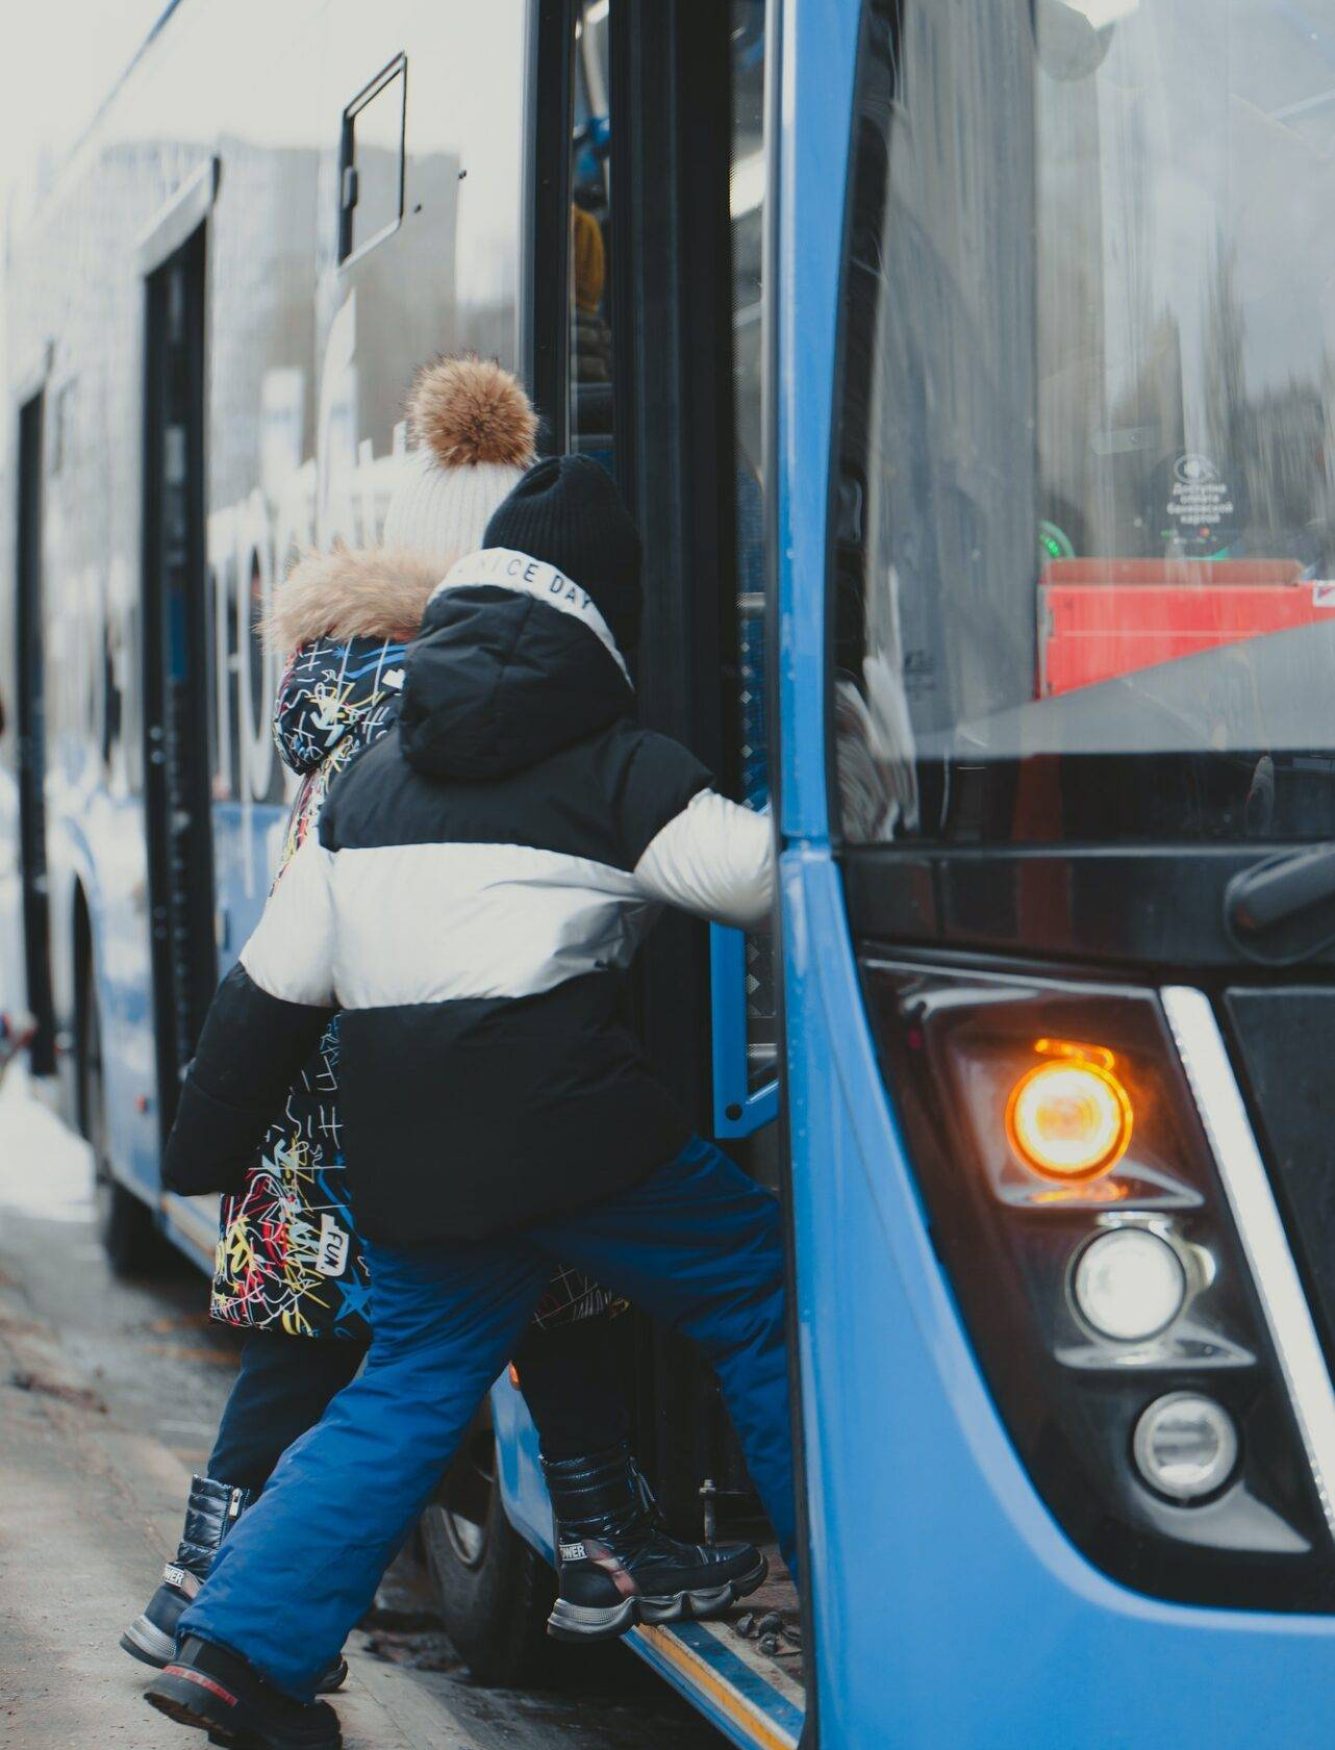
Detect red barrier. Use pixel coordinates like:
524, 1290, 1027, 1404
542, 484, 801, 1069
1037, 558, 1335, 696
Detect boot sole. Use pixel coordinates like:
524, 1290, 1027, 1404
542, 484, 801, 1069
124, 1616, 348, 1695
121, 1615, 176, 1669
547, 1554, 769, 1642
145, 1668, 342, 1750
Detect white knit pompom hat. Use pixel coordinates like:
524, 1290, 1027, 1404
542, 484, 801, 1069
382, 356, 539, 565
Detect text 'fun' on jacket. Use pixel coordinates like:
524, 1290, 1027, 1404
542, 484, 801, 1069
164, 547, 774, 1245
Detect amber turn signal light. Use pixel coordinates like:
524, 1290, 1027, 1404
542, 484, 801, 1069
1005, 1047, 1133, 1181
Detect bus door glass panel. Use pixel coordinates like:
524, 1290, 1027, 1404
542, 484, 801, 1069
15, 392, 56, 1074
712, 0, 775, 1139
143, 228, 216, 1138
569, 0, 614, 461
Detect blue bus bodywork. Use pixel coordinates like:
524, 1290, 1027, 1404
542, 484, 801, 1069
776, 4, 1335, 1745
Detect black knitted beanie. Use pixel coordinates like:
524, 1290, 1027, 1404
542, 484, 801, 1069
483, 455, 643, 651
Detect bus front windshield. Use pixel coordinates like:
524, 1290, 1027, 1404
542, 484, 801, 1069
834, 0, 1335, 846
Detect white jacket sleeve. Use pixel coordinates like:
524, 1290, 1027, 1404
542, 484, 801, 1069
633, 789, 774, 931
238, 835, 337, 1006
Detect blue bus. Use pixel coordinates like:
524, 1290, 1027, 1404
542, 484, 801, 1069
8, 0, 1335, 1743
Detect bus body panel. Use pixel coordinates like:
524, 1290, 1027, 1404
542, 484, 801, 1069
493, 1373, 548, 1557
779, 3, 1335, 1741
55, 792, 160, 1203
785, 851, 1335, 1746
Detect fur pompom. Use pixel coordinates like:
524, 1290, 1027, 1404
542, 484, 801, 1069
405, 355, 538, 470
263, 545, 447, 653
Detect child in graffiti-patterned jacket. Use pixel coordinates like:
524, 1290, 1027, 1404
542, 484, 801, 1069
121, 358, 684, 1686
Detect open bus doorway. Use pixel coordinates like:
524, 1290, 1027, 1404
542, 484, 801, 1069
14, 391, 56, 1077
142, 225, 216, 1147
424, 6, 805, 1741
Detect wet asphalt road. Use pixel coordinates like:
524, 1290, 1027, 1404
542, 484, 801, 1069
0, 1069, 725, 1750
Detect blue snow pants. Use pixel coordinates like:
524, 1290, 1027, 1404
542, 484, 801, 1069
179, 1135, 793, 1700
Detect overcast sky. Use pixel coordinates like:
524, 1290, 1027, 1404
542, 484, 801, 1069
0, 2, 163, 378
1, 2, 163, 191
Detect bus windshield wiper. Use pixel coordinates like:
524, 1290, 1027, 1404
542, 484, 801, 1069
1225, 845, 1335, 964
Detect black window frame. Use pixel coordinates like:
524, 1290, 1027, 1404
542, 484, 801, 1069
522, 5, 575, 451
338, 53, 409, 268
14, 388, 57, 1075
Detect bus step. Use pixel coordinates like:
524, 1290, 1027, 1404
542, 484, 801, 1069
625, 1549, 804, 1750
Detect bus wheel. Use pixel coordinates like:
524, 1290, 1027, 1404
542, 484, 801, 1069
77, 957, 164, 1278
420, 1404, 555, 1686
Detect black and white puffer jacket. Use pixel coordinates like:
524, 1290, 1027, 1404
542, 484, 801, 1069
164, 547, 772, 1245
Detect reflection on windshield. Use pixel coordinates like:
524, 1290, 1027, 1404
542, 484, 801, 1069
834, 0, 1335, 845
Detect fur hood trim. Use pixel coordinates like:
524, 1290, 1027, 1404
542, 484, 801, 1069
264, 545, 448, 653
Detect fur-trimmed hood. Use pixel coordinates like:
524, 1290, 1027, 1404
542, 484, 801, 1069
266, 543, 448, 778
264, 544, 448, 655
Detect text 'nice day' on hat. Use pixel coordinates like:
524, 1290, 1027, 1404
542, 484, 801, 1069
482, 455, 643, 652
383, 356, 539, 568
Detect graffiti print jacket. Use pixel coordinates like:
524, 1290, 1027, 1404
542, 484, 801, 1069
209, 545, 438, 1338
166, 546, 774, 1247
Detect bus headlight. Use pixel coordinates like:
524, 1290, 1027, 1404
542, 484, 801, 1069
1133, 1393, 1238, 1502
859, 956, 1331, 1609
1072, 1228, 1186, 1341
1007, 1051, 1132, 1180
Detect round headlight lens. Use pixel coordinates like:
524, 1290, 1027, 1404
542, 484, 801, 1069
1073, 1228, 1186, 1342
1007, 1058, 1132, 1180
1133, 1393, 1238, 1502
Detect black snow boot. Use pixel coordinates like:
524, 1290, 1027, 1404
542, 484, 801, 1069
122, 1475, 348, 1693
122, 1475, 253, 1670
543, 1441, 767, 1641
145, 1636, 341, 1750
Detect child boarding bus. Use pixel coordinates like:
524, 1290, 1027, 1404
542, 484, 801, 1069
5, 0, 1335, 1742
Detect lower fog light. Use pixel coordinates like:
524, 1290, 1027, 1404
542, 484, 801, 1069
1073, 1228, 1186, 1342
1133, 1393, 1238, 1502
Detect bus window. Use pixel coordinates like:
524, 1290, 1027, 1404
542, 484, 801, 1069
568, 0, 614, 458
834, 0, 1335, 848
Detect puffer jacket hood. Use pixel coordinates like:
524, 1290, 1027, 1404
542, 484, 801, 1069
266, 544, 446, 777
398, 547, 634, 782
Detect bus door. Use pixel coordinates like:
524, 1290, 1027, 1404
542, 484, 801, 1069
399, 10, 800, 1738
539, 3, 802, 1741
14, 390, 56, 1075
142, 225, 216, 1142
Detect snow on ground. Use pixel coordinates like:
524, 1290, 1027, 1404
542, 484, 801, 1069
0, 1064, 93, 1224
0, 771, 89, 1224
